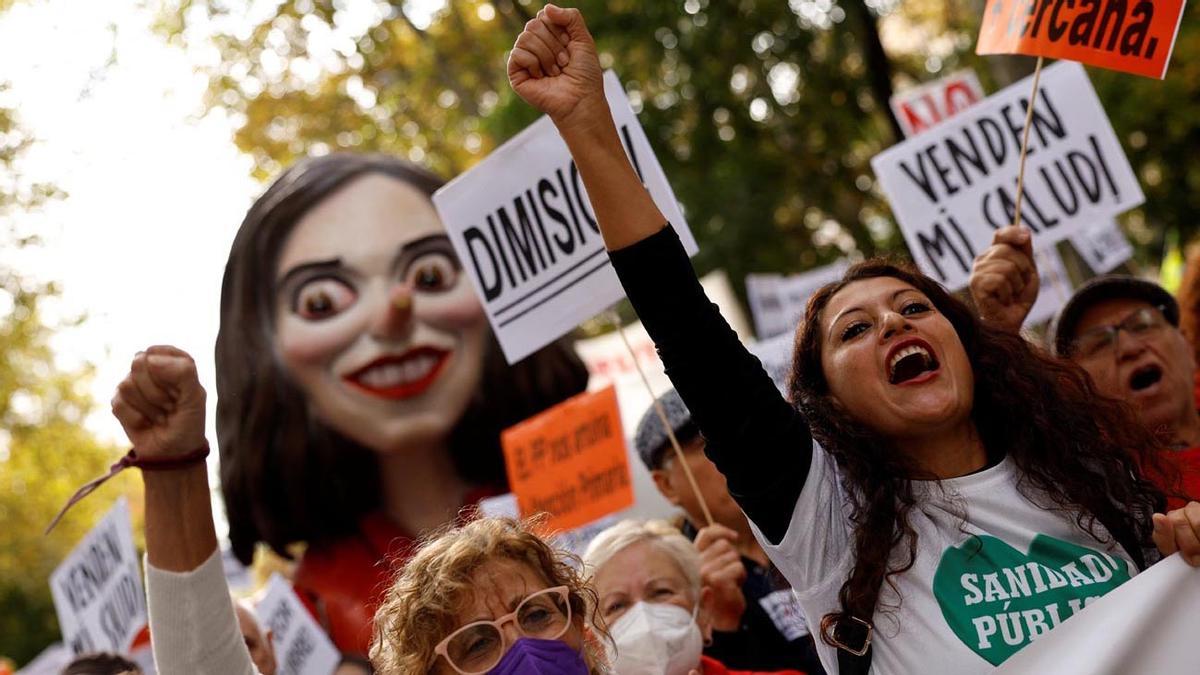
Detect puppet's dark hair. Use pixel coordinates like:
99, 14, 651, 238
216, 153, 588, 564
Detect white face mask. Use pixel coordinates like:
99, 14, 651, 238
607, 601, 703, 675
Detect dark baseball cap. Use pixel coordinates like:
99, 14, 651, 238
1047, 275, 1179, 357
633, 389, 698, 470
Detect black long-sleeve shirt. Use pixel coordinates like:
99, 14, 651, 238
610, 225, 812, 543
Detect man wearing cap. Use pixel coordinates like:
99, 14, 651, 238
970, 225, 1200, 506
635, 389, 824, 674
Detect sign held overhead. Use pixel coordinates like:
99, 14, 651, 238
434, 70, 697, 364
890, 70, 987, 138
501, 385, 633, 531
871, 62, 1143, 291
1071, 220, 1134, 274
49, 498, 146, 656
1024, 247, 1074, 327
976, 0, 1187, 79
745, 261, 849, 339
257, 575, 340, 675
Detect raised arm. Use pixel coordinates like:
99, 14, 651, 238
111, 346, 257, 675
508, 6, 811, 540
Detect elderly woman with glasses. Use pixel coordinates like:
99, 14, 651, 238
371, 516, 608, 674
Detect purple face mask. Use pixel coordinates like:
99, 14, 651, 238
488, 637, 589, 675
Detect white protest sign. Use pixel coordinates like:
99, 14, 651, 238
996, 554, 1200, 674
257, 575, 339, 675
872, 61, 1144, 291
890, 69, 986, 138
748, 330, 795, 396
1025, 247, 1074, 327
745, 260, 849, 339
49, 498, 146, 655
434, 70, 697, 364
1071, 221, 1134, 274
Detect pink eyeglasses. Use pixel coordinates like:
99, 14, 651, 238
433, 586, 573, 674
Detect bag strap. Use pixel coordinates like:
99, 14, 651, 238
831, 615, 873, 675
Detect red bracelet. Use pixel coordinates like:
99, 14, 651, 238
44, 442, 210, 534
118, 444, 211, 471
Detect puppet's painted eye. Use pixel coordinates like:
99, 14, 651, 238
293, 278, 357, 320
409, 253, 458, 292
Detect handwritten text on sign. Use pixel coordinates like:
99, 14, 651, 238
871, 62, 1143, 291
257, 575, 340, 675
49, 498, 146, 655
890, 70, 986, 138
501, 385, 632, 531
976, 0, 1187, 79
434, 71, 698, 364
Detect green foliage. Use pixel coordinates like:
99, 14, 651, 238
163, 0, 914, 294
161, 0, 1200, 295
0, 94, 140, 668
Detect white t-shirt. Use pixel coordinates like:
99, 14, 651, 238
750, 444, 1138, 675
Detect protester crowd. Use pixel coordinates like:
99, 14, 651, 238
35, 4, 1200, 675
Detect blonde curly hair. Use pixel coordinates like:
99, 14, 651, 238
369, 516, 608, 674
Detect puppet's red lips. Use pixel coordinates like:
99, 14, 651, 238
344, 347, 450, 399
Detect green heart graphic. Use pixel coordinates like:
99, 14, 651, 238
933, 534, 1131, 666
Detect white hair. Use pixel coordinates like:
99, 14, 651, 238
582, 519, 701, 598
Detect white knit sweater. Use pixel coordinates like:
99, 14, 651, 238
145, 549, 258, 675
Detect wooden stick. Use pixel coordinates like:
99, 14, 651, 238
1011, 56, 1045, 229
607, 310, 715, 527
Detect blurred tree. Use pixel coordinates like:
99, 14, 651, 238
0, 88, 141, 666
159, 0, 1199, 301
1089, 22, 1200, 265
159, 0, 914, 296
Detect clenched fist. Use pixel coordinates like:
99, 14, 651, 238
111, 345, 207, 459
508, 4, 605, 131
969, 225, 1039, 333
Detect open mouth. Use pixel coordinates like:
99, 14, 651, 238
1128, 363, 1163, 392
887, 340, 941, 385
344, 347, 450, 400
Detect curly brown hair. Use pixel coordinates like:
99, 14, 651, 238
370, 516, 608, 674
788, 259, 1173, 649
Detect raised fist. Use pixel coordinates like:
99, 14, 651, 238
508, 4, 605, 130
110, 345, 206, 460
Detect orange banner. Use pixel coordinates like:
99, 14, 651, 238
501, 386, 633, 531
975, 0, 1187, 79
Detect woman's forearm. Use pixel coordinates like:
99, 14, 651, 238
143, 464, 219, 572
557, 106, 668, 252
513, 7, 811, 543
